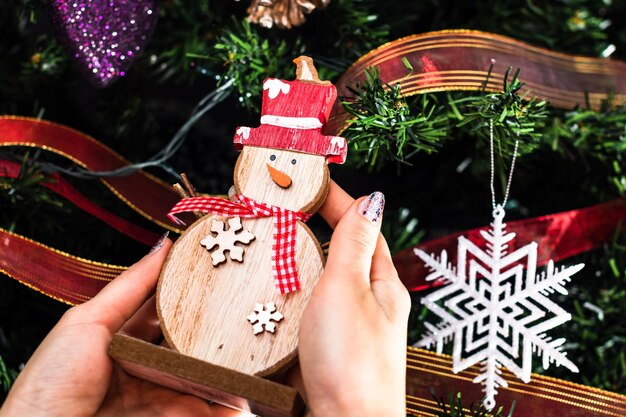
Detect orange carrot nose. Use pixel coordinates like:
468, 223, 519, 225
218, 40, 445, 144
267, 163, 292, 188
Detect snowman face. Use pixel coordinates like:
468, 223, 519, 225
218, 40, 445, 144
234, 146, 329, 213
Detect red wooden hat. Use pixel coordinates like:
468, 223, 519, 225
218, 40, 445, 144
233, 57, 347, 164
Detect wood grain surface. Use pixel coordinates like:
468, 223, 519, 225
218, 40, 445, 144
234, 147, 329, 214
109, 333, 304, 417
157, 146, 328, 376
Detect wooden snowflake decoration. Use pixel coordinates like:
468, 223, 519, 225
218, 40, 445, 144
200, 217, 255, 266
247, 302, 284, 334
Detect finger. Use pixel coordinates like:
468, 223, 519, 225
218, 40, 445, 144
323, 192, 385, 287
370, 234, 412, 319
210, 401, 252, 416
119, 295, 162, 343
318, 180, 354, 229
370, 234, 398, 284
78, 234, 172, 332
286, 365, 308, 405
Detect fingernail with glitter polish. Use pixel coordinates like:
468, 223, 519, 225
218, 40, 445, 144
150, 231, 169, 254
359, 192, 385, 224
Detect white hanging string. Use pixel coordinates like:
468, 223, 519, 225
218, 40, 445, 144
489, 118, 519, 210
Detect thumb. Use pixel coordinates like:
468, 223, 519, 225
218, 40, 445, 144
323, 192, 385, 287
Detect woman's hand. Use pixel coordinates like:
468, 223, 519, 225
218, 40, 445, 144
295, 183, 411, 417
0, 235, 244, 417
0, 180, 410, 417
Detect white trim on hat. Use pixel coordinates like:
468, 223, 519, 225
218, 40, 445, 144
260, 115, 323, 130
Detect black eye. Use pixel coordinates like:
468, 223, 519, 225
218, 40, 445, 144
291, 159, 297, 165
269, 154, 276, 161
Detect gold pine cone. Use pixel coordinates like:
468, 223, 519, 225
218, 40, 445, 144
246, 0, 331, 29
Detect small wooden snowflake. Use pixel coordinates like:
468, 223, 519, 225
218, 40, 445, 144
200, 217, 255, 266
247, 302, 284, 335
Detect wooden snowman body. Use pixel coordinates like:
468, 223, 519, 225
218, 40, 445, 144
157, 57, 347, 377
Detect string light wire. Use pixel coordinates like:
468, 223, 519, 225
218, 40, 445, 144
40, 78, 234, 180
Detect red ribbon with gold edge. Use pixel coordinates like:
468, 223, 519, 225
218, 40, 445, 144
327, 29, 626, 134
0, 159, 160, 246
0, 227, 124, 305
0, 116, 182, 232
406, 347, 626, 417
394, 197, 626, 292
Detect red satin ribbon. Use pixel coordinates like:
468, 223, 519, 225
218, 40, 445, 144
394, 198, 626, 292
327, 30, 626, 134
0, 227, 124, 305
406, 347, 626, 417
0, 116, 182, 231
0, 159, 160, 246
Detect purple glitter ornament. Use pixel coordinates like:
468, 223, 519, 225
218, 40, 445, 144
49, 0, 158, 88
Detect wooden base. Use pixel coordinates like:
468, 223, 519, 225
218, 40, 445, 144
108, 334, 626, 417
109, 333, 304, 417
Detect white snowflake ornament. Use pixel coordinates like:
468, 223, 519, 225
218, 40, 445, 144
414, 205, 583, 409
200, 217, 255, 266
247, 302, 284, 334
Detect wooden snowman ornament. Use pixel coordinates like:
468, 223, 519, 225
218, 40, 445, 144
157, 57, 347, 379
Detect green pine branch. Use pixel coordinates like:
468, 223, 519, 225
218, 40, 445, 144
0, 152, 66, 232
449, 67, 549, 157
307, 0, 390, 61
341, 66, 549, 170
209, 18, 294, 112
0, 354, 18, 394
381, 207, 425, 254
548, 225, 626, 392
427, 392, 515, 417
341, 66, 449, 170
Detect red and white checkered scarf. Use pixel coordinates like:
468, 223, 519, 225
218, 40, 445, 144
168, 195, 312, 294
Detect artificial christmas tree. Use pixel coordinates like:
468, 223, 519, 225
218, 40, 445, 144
2, 1, 626, 415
